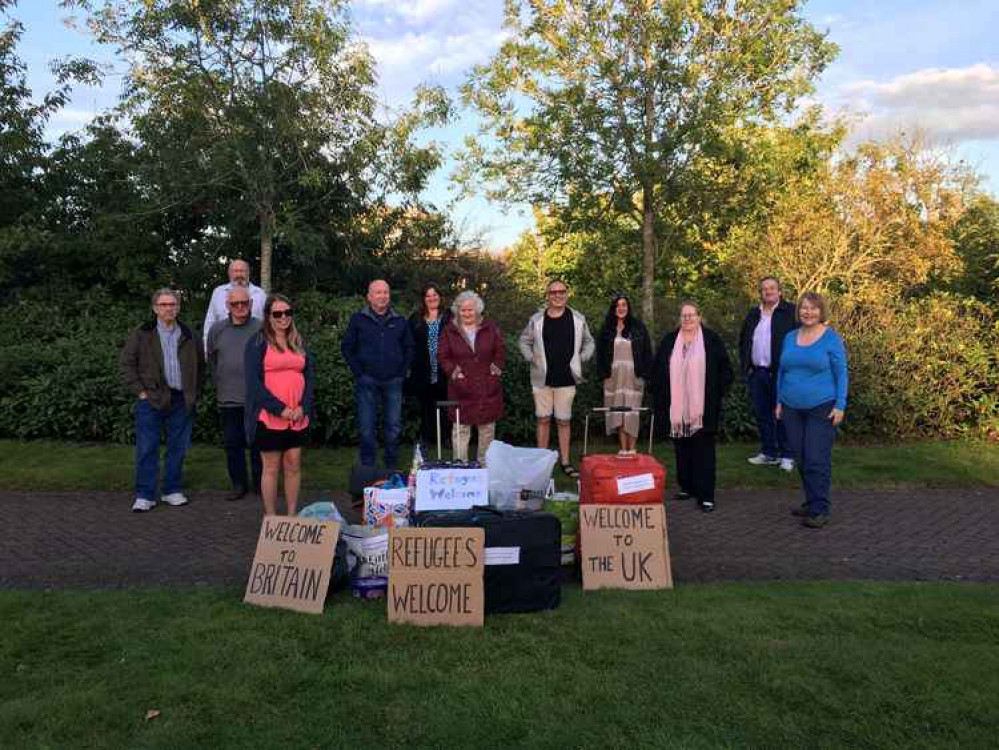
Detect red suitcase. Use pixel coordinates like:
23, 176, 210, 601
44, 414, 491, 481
579, 407, 667, 505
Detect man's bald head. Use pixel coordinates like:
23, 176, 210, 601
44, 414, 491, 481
367, 279, 391, 314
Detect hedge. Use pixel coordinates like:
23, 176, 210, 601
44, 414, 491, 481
1, 291, 994, 447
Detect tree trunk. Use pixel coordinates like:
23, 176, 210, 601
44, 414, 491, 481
641, 184, 656, 327
259, 207, 275, 292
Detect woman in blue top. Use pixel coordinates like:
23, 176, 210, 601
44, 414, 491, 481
776, 292, 848, 528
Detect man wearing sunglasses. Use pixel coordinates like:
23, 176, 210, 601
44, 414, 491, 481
203, 258, 267, 354
341, 279, 414, 469
119, 288, 204, 512
518, 279, 595, 479
206, 286, 263, 500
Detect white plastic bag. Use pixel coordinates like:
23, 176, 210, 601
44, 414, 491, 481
485, 440, 559, 509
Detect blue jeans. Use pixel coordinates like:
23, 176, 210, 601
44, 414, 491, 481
781, 401, 837, 517
220, 406, 261, 492
134, 390, 194, 499
356, 376, 403, 468
748, 367, 788, 458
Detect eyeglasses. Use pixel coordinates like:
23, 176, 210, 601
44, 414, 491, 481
270, 309, 293, 319
156, 302, 179, 308
680, 314, 699, 320
229, 301, 250, 308
548, 289, 568, 296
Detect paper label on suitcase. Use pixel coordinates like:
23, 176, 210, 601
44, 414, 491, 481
616, 473, 655, 495
579, 504, 673, 591
484, 546, 521, 566
415, 468, 488, 511
387, 527, 485, 627
244, 517, 340, 614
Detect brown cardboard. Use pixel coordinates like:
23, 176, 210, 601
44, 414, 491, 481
579, 504, 673, 590
387, 527, 485, 627
244, 516, 341, 614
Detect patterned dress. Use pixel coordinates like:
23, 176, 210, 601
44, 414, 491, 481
604, 334, 644, 437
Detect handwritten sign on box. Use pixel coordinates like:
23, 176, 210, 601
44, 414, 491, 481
414, 468, 488, 512
244, 516, 341, 614
387, 527, 485, 627
579, 504, 672, 591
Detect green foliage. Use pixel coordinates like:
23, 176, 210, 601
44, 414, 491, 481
951, 193, 999, 302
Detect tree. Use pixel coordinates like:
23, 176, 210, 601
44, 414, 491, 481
951, 193, 999, 303
0, 0, 100, 297
459, 0, 836, 324
68, 0, 448, 290
727, 134, 974, 305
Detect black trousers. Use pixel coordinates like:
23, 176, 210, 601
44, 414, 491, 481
220, 406, 262, 492
415, 379, 450, 450
673, 430, 717, 502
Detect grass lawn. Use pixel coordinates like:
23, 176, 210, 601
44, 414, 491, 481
1, 438, 997, 492
2, 582, 997, 749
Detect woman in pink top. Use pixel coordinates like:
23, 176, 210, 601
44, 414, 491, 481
244, 295, 315, 515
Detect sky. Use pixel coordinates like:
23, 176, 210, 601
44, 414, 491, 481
13, 0, 999, 250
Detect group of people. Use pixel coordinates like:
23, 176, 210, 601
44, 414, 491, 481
118, 263, 848, 529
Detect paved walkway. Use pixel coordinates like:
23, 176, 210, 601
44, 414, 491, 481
1, 488, 997, 589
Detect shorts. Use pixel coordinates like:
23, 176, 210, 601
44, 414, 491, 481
533, 386, 576, 421
254, 422, 307, 452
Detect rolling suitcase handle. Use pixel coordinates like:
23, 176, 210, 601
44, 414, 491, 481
434, 400, 461, 460
583, 406, 654, 456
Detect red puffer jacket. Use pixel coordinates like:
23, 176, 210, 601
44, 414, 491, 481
438, 318, 506, 425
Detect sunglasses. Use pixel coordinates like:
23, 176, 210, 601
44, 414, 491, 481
229, 300, 250, 308
270, 309, 293, 319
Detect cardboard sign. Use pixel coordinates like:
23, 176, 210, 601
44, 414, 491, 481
580, 504, 672, 591
387, 527, 485, 627
244, 516, 340, 614
414, 468, 488, 511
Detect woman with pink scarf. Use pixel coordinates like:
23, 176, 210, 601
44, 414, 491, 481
651, 302, 734, 512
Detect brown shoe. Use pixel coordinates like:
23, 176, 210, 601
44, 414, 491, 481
802, 515, 829, 529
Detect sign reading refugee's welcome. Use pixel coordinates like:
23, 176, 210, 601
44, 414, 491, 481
580, 504, 672, 591
414, 468, 488, 511
387, 527, 485, 627
244, 517, 340, 614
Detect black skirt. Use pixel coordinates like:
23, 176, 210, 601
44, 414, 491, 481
254, 421, 307, 452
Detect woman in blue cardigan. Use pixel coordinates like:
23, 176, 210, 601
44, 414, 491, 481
776, 292, 848, 528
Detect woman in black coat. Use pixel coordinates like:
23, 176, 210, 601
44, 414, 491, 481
596, 294, 652, 453
406, 283, 452, 450
651, 302, 734, 513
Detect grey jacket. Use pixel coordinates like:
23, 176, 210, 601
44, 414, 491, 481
517, 307, 595, 389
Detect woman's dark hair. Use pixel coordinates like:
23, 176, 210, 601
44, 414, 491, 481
601, 294, 637, 338
417, 283, 447, 319
262, 294, 302, 354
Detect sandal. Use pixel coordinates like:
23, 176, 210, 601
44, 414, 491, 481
560, 462, 580, 480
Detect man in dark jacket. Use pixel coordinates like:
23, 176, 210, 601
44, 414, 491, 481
119, 288, 204, 512
340, 279, 414, 468
738, 276, 798, 471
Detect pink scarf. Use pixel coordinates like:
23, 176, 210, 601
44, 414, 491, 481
669, 326, 706, 438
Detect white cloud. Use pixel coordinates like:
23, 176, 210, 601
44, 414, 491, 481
837, 63, 999, 143
355, 0, 461, 24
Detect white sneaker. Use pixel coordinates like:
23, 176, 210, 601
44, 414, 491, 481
161, 492, 189, 507
131, 498, 156, 513
747, 454, 779, 466
780, 458, 795, 472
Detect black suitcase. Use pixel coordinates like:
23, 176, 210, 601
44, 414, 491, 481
414, 506, 561, 614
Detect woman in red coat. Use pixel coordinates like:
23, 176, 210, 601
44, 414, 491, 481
438, 290, 506, 463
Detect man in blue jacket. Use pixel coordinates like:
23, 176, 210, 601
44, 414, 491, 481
341, 279, 414, 468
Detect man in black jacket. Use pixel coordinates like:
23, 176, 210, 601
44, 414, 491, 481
738, 277, 798, 471
119, 288, 204, 512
